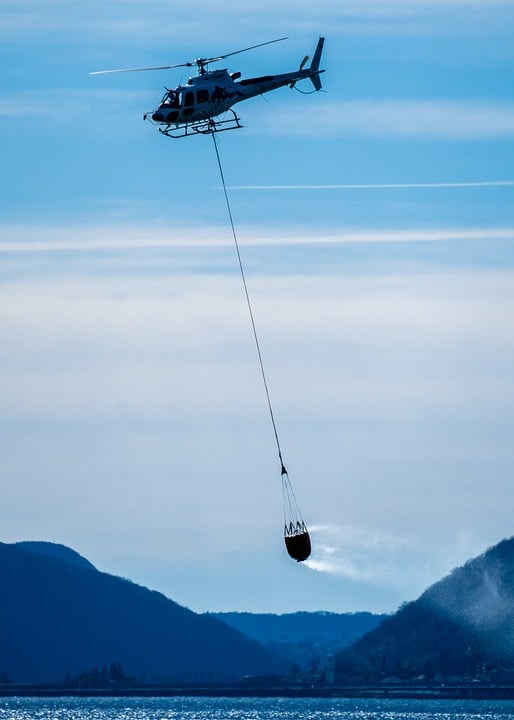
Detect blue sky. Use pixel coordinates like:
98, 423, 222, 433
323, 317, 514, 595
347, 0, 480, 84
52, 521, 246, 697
2, 0, 514, 614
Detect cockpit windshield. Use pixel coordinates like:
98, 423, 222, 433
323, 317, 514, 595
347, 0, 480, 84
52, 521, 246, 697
161, 90, 181, 108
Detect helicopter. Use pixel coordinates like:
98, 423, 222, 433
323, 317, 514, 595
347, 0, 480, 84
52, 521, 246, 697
91, 36, 325, 138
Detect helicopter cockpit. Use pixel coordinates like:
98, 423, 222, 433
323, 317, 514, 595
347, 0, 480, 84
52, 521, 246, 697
160, 87, 213, 108
151, 90, 183, 123
161, 90, 181, 108
152, 86, 216, 124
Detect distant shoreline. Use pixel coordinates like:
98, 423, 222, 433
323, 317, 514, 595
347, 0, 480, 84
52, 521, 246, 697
2, 685, 514, 700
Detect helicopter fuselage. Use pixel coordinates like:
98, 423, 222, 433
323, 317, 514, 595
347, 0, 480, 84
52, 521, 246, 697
148, 37, 324, 131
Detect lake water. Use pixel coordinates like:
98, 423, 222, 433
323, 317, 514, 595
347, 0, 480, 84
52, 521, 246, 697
1, 697, 514, 720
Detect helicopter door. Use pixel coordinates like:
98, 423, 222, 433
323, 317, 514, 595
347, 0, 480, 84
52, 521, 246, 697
161, 90, 180, 123
183, 91, 195, 117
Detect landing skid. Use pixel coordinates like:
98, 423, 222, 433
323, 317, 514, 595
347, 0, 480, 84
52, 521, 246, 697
158, 111, 242, 139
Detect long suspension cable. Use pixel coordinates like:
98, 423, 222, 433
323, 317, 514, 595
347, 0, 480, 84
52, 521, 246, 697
211, 130, 286, 471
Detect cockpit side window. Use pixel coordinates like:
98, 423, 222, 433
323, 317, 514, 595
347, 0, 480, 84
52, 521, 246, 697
184, 91, 194, 107
197, 89, 209, 104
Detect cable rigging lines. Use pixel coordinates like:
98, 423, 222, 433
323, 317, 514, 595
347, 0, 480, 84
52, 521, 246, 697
211, 129, 311, 562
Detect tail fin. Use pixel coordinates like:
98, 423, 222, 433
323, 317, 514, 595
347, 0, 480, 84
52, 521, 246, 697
309, 37, 325, 91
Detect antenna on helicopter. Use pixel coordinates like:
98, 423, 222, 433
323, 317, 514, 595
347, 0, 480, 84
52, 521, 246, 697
89, 36, 288, 76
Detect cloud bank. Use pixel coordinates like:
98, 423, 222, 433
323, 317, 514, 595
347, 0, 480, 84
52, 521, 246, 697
1, 223, 513, 254
261, 101, 514, 139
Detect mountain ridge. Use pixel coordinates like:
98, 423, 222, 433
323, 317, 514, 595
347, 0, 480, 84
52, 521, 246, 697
0, 540, 278, 684
15, 540, 97, 571
335, 536, 514, 682
211, 610, 387, 672
4, 535, 514, 686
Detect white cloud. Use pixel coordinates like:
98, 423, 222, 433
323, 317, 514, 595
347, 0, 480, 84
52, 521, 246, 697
1, 223, 513, 253
4, 92, 514, 147
2, 267, 514, 435
2, 254, 514, 610
0, 89, 152, 127
2, 0, 513, 42
260, 100, 514, 139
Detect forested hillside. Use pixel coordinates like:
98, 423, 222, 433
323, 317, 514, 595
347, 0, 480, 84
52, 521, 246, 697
336, 537, 514, 683
0, 541, 279, 684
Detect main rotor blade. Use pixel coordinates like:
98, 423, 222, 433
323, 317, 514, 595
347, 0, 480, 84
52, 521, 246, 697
90, 63, 191, 76
90, 36, 288, 76
208, 36, 288, 64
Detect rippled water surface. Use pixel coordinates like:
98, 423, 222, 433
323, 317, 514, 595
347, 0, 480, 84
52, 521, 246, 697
2, 697, 514, 720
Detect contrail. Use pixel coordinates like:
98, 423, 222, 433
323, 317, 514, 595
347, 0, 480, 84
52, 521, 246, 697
226, 180, 514, 190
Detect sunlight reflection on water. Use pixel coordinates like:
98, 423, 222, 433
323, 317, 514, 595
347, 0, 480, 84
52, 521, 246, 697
2, 697, 514, 720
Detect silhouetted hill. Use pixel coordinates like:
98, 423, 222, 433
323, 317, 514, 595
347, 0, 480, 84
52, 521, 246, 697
213, 611, 385, 645
212, 611, 386, 671
335, 537, 514, 683
0, 541, 280, 684
16, 541, 96, 571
